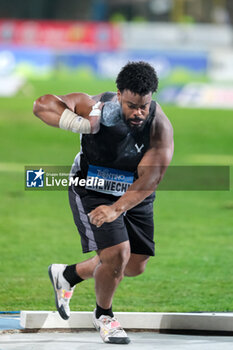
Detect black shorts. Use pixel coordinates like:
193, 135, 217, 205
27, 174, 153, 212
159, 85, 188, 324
68, 185, 155, 256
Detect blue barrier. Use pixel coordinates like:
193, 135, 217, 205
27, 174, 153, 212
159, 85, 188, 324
0, 46, 208, 78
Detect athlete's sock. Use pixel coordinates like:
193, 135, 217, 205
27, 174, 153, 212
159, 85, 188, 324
96, 303, 114, 319
63, 264, 84, 287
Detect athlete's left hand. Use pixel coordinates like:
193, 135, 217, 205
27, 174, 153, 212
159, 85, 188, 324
88, 205, 119, 228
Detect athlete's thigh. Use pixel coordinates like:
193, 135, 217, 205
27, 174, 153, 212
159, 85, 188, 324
124, 199, 155, 256
68, 185, 129, 253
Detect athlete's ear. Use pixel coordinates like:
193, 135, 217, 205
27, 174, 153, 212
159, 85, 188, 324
117, 90, 122, 103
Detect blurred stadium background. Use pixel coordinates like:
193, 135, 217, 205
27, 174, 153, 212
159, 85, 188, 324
1, 0, 233, 105
0, 0, 233, 313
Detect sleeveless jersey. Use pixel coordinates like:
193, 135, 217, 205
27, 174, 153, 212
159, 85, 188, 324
71, 92, 156, 196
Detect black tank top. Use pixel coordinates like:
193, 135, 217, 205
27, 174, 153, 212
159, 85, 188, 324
78, 92, 157, 179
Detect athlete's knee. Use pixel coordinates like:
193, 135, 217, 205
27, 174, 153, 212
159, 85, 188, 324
110, 246, 131, 278
100, 242, 130, 278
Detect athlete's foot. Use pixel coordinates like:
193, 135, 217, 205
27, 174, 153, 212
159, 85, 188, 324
93, 309, 130, 344
48, 264, 75, 320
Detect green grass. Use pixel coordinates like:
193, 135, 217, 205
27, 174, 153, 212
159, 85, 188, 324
0, 74, 232, 312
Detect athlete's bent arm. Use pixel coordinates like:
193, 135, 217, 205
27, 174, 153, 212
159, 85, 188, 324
89, 106, 174, 227
33, 93, 102, 134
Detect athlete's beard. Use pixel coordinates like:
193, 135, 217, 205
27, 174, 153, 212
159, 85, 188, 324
119, 102, 149, 134
120, 102, 148, 133
122, 112, 148, 133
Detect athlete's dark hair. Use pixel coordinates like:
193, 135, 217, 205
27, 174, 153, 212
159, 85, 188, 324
116, 61, 158, 95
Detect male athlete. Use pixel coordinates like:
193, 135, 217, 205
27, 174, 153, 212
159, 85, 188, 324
33, 61, 174, 344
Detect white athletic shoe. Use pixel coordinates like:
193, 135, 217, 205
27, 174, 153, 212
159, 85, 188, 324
48, 264, 75, 320
93, 309, 130, 344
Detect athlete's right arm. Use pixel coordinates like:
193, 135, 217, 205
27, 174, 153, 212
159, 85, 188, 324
33, 93, 102, 134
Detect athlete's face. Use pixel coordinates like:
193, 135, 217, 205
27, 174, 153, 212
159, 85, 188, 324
117, 90, 152, 130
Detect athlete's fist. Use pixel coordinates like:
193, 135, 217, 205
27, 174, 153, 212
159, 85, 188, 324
88, 205, 119, 228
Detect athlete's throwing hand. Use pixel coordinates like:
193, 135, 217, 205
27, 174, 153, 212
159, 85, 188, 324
88, 205, 120, 228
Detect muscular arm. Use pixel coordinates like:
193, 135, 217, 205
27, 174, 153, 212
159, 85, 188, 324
33, 93, 103, 134
113, 104, 174, 213
88, 104, 174, 226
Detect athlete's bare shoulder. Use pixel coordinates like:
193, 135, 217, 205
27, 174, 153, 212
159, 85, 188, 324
150, 102, 173, 147
154, 103, 173, 130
